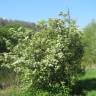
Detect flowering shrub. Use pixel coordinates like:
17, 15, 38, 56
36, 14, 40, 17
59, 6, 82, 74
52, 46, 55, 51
1, 12, 84, 96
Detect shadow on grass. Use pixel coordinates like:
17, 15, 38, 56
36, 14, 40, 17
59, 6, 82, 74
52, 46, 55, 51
71, 78, 96, 96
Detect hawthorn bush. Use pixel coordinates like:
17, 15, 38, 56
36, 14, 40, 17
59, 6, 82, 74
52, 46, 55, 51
1, 12, 84, 96
28, 14, 84, 96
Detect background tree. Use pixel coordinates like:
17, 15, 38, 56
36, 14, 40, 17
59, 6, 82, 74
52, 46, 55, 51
83, 20, 96, 66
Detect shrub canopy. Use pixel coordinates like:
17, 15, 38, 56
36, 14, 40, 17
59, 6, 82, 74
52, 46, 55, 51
1, 12, 84, 96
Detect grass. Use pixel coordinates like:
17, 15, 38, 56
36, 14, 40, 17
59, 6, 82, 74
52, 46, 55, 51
86, 90, 96, 96
80, 69, 96, 80
84, 69, 96, 96
72, 69, 96, 96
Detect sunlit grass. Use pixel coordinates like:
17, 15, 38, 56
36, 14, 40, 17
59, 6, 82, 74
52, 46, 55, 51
80, 69, 96, 80
86, 90, 96, 96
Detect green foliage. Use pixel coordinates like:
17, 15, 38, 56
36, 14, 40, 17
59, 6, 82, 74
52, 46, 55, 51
0, 12, 84, 96
8, 12, 84, 96
0, 24, 27, 91
83, 20, 96, 66
0, 37, 7, 53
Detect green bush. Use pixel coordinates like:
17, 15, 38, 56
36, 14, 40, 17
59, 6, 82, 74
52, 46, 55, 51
10, 12, 84, 96
1, 12, 84, 96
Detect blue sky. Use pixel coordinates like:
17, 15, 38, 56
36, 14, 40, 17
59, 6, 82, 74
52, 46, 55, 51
0, 0, 96, 28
